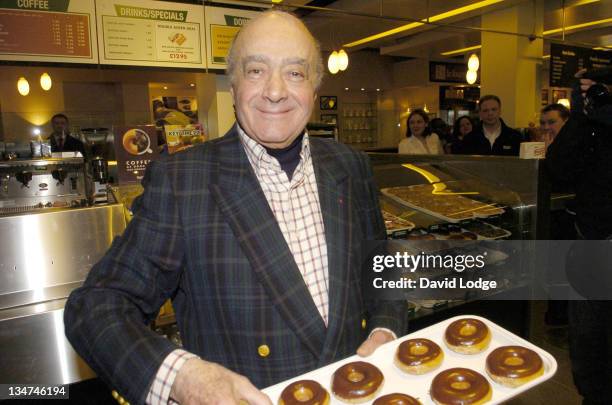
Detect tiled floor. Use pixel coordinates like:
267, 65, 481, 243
506, 301, 582, 405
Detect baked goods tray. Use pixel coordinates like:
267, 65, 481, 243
383, 210, 415, 236
263, 315, 557, 405
381, 187, 504, 223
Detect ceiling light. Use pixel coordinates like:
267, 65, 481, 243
345, 87, 349, 91
328, 51, 340, 74
441, 45, 482, 56
466, 70, 478, 84
543, 17, 612, 36
557, 98, 571, 108
344, 0, 504, 48
569, 0, 600, 6
17, 77, 30, 96
361, 88, 365, 91
337, 49, 349, 71
376, 88, 380, 92
40, 73, 52, 91
33, 128, 41, 136
189, 83, 195, 87
467, 54, 480, 71
163, 86, 168, 90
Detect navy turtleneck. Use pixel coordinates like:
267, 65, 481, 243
263, 132, 305, 181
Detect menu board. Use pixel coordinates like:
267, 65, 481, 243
550, 43, 611, 87
205, 6, 260, 69
0, 0, 97, 63
97, 0, 206, 68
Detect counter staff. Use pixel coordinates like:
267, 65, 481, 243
64, 10, 404, 405
460, 95, 523, 156
48, 113, 85, 156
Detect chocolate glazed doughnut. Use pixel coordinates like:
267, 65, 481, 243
279, 380, 329, 405
444, 318, 491, 354
331, 361, 384, 403
430, 368, 492, 405
486, 346, 544, 387
395, 338, 444, 375
373, 393, 421, 405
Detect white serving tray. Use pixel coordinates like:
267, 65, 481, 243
263, 315, 557, 405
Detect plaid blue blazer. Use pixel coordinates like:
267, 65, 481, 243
64, 127, 405, 404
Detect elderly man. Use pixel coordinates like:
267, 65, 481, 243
64, 10, 403, 405
461, 95, 523, 156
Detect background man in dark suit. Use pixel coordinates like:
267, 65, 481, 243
461, 95, 523, 156
48, 113, 85, 156
65, 10, 403, 405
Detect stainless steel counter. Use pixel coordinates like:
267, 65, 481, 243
0, 203, 126, 385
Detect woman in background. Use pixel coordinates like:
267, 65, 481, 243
398, 109, 444, 154
447, 115, 475, 154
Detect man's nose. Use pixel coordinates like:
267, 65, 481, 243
263, 71, 287, 102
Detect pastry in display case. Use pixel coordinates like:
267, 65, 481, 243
382, 184, 505, 222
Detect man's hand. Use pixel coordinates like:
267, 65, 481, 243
356, 330, 395, 357
575, 68, 596, 95
170, 358, 272, 405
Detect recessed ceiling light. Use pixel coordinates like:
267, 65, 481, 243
190, 83, 195, 87
345, 87, 349, 91
163, 86, 168, 90
344, 0, 504, 48
376, 88, 380, 92
361, 88, 365, 91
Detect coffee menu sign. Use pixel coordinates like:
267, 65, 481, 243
0, 1, 262, 69
205, 6, 260, 69
113, 125, 158, 184
96, 0, 206, 68
550, 43, 611, 88
0, 0, 98, 63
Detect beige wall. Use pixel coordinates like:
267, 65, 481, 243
0, 66, 223, 142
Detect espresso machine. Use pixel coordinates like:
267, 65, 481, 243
0, 155, 88, 215
0, 142, 126, 387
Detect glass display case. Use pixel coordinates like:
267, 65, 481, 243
370, 154, 549, 241
369, 153, 550, 337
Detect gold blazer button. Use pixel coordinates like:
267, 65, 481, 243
258, 344, 270, 357
362, 319, 367, 329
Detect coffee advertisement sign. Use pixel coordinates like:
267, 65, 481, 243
113, 125, 158, 184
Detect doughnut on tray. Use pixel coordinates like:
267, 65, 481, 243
263, 315, 557, 405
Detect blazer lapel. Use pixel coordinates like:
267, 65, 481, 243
309, 140, 354, 364
208, 129, 326, 358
